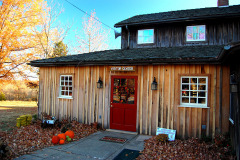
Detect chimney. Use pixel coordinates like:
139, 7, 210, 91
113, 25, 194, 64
217, 0, 229, 7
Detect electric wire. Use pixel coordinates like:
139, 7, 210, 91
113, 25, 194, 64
64, 0, 117, 31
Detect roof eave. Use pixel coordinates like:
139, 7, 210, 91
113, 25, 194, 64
28, 58, 221, 67
114, 14, 240, 28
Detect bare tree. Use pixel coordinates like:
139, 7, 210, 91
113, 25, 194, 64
75, 11, 110, 53
33, 1, 71, 59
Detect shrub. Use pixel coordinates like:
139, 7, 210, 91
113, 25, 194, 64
155, 134, 169, 143
0, 92, 6, 101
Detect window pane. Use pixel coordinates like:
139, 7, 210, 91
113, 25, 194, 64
191, 85, 197, 90
138, 29, 154, 44
127, 79, 135, 87
181, 76, 208, 106
114, 79, 120, 87
182, 78, 189, 83
148, 30, 153, 36
190, 91, 197, 97
198, 91, 206, 97
121, 79, 127, 87
59, 75, 73, 97
198, 98, 206, 104
190, 98, 197, 103
138, 30, 143, 36
182, 98, 189, 103
186, 25, 205, 41
182, 85, 189, 90
199, 78, 206, 84
191, 78, 197, 83
144, 37, 149, 43
198, 85, 206, 90
182, 91, 189, 96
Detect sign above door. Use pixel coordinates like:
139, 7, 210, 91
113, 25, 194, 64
110, 66, 135, 72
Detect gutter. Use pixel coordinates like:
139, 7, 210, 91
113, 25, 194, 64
28, 57, 222, 67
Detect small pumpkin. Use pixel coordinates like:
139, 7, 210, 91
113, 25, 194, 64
52, 136, 60, 144
65, 130, 74, 139
59, 138, 65, 145
57, 133, 66, 141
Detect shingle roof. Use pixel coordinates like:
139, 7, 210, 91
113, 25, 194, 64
115, 5, 240, 27
29, 45, 225, 67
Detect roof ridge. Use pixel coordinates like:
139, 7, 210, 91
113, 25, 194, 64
115, 4, 240, 27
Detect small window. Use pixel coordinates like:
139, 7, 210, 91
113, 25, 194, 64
59, 75, 73, 98
138, 29, 154, 44
186, 25, 206, 41
180, 76, 208, 107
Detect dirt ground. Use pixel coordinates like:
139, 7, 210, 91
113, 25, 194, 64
0, 102, 37, 132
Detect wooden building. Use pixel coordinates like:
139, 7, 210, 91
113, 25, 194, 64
29, 3, 240, 145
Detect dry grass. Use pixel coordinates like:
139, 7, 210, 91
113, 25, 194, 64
0, 101, 37, 132
0, 101, 37, 107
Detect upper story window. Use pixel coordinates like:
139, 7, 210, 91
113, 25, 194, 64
186, 25, 206, 42
59, 75, 73, 98
138, 29, 154, 44
180, 76, 208, 108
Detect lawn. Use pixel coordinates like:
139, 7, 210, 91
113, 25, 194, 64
0, 101, 37, 132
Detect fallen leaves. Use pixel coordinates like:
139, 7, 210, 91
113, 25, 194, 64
137, 136, 236, 160
0, 120, 98, 160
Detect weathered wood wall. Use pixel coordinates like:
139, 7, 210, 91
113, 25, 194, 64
39, 64, 230, 138
121, 19, 240, 49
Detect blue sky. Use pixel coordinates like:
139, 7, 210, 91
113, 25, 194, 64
54, 0, 240, 54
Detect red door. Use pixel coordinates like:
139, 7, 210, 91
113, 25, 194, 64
110, 76, 137, 132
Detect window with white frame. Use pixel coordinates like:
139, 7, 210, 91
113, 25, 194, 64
138, 29, 154, 44
180, 76, 208, 107
186, 25, 206, 41
59, 75, 73, 98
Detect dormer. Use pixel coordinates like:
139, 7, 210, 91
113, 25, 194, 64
114, 4, 240, 49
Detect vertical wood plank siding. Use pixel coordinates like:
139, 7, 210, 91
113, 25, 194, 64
39, 64, 230, 138
121, 19, 240, 49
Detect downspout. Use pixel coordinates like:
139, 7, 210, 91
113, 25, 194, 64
126, 25, 130, 49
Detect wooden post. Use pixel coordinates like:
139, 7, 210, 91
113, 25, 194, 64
219, 66, 223, 133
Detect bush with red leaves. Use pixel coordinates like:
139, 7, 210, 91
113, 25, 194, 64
0, 120, 99, 160
137, 136, 236, 160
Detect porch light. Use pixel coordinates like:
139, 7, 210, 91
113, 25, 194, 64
97, 77, 103, 89
151, 77, 158, 90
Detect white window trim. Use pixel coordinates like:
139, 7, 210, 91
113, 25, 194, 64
180, 76, 208, 108
137, 29, 154, 44
59, 75, 73, 99
186, 25, 206, 42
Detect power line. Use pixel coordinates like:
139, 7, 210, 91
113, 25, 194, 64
64, 0, 117, 31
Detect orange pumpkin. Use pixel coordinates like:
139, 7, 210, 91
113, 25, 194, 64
52, 136, 60, 144
57, 133, 66, 141
65, 130, 74, 139
59, 138, 65, 145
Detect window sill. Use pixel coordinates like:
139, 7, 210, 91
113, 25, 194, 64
178, 105, 209, 109
57, 96, 73, 99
